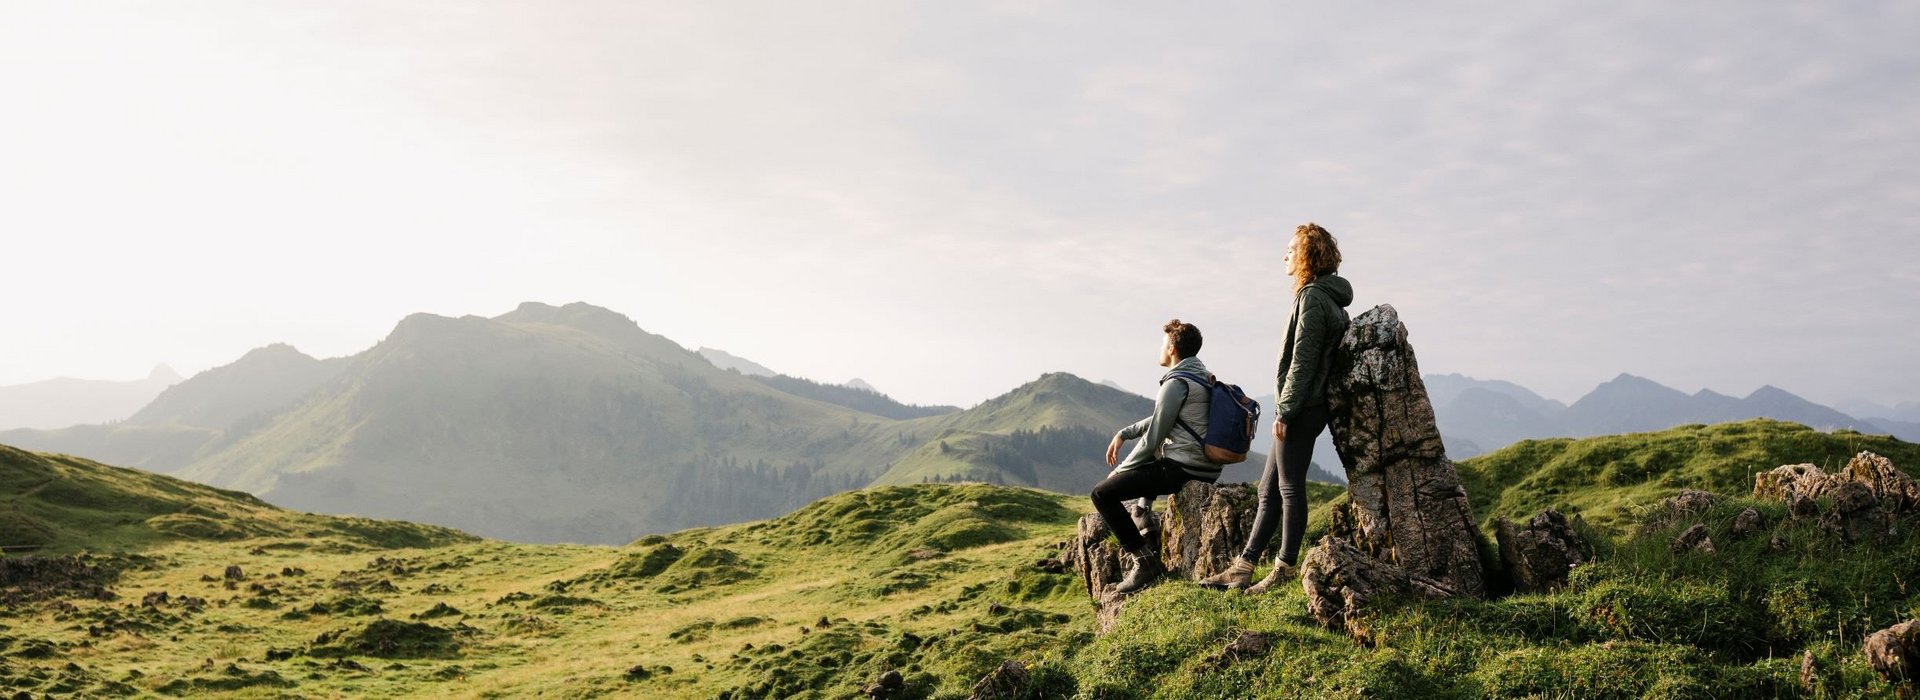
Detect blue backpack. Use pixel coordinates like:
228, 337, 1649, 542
1166, 371, 1261, 464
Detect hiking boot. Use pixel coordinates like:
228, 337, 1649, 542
1243, 561, 1298, 595
1197, 556, 1256, 590
1127, 500, 1158, 544
1113, 548, 1164, 595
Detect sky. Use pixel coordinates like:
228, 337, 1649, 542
3, 2, 1917, 409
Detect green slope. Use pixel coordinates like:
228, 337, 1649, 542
1455, 418, 1920, 534
0, 423, 220, 475
8, 421, 1920, 697
0, 443, 472, 554
867, 373, 1153, 489
0, 481, 1088, 699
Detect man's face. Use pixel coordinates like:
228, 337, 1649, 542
1159, 334, 1176, 368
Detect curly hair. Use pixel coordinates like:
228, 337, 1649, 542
1163, 319, 1203, 359
1289, 222, 1342, 291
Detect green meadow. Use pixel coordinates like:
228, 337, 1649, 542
5, 419, 1920, 698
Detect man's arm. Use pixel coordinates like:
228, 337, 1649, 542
1114, 378, 1189, 471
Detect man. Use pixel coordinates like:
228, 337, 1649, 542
1093, 319, 1222, 594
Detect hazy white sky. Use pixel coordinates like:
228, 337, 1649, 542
3, 2, 1917, 408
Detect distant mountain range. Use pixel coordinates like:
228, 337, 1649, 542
0, 302, 1231, 544
1427, 372, 1914, 458
3, 301, 1907, 544
0, 365, 182, 430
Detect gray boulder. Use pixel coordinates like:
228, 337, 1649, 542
1495, 508, 1592, 593
1162, 481, 1257, 581
1865, 620, 1920, 684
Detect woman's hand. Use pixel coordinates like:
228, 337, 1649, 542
1273, 419, 1288, 441
1106, 434, 1124, 466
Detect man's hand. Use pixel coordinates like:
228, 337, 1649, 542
1273, 419, 1288, 442
1106, 433, 1124, 466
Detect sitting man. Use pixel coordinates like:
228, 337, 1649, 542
1094, 318, 1221, 594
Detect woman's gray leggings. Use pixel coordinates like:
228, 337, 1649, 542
1241, 402, 1331, 565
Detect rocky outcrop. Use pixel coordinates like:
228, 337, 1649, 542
1063, 481, 1253, 633
1302, 305, 1487, 633
967, 660, 1030, 699
1820, 482, 1892, 543
1753, 453, 1905, 543
1669, 523, 1716, 556
1754, 451, 1917, 513
1161, 481, 1257, 581
1754, 463, 1836, 502
1321, 305, 1486, 598
1865, 620, 1920, 683
1200, 631, 1273, 672
1495, 509, 1592, 593
1302, 538, 1417, 634
1730, 507, 1764, 539
1839, 451, 1920, 512
1063, 512, 1137, 632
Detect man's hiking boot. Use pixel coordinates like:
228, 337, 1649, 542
1197, 556, 1256, 590
1127, 500, 1157, 544
1113, 548, 1163, 595
1243, 560, 1298, 595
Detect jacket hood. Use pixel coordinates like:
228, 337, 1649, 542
1306, 273, 1354, 307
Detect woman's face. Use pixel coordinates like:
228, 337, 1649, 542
1284, 234, 1301, 275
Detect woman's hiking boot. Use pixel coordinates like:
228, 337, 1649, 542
1113, 547, 1163, 595
1197, 556, 1256, 590
1243, 560, 1298, 595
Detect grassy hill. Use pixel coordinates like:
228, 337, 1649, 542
1454, 418, 1920, 534
0, 444, 472, 554
8, 419, 1920, 697
0, 444, 1088, 698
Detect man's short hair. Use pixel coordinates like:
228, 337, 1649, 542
1164, 319, 1202, 359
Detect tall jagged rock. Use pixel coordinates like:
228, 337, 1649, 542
1303, 305, 1487, 631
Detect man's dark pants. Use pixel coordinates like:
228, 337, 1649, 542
1090, 458, 1210, 553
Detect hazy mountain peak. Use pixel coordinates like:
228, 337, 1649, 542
1588, 373, 1686, 398
1023, 372, 1100, 392
697, 347, 777, 377
496, 300, 630, 326
148, 364, 183, 383
238, 343, 316, 363
845, 378, 877, 392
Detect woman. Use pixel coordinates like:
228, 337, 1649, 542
1201, 223, 1352, 593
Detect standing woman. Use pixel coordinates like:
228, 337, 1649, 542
1201, 223, 1352, 593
